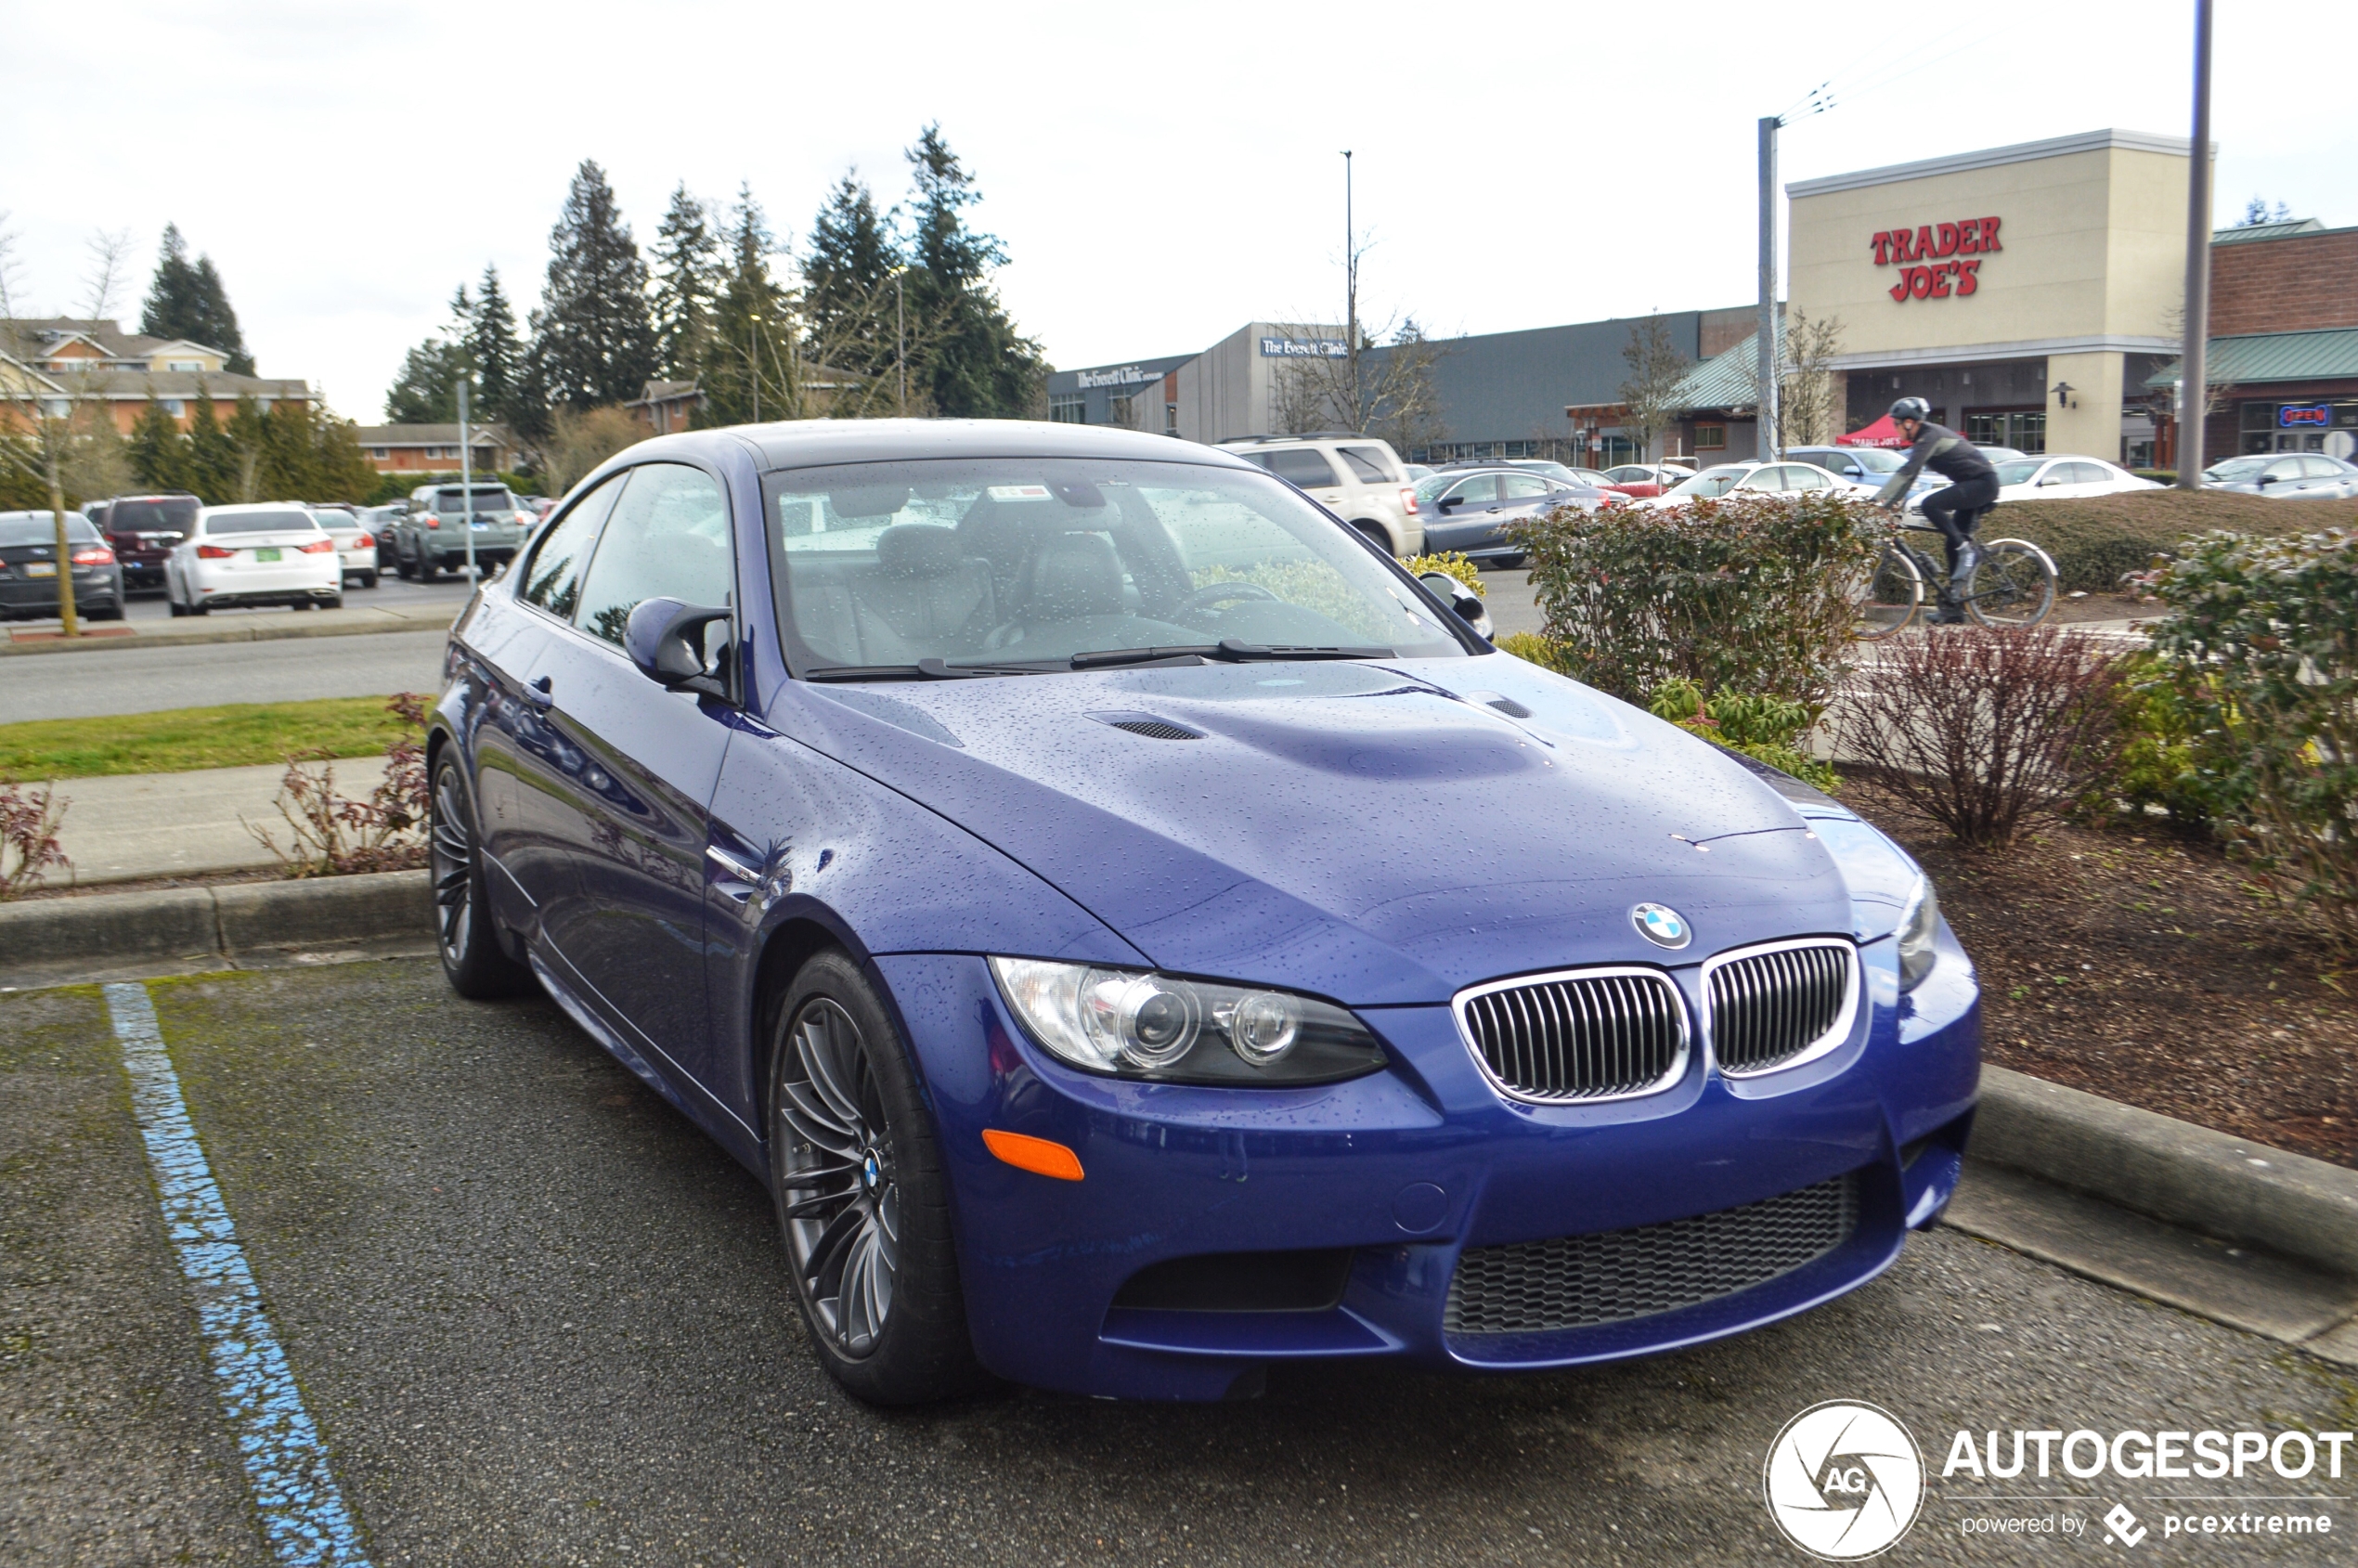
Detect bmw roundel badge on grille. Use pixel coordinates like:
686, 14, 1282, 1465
1631, 902, 1691, 949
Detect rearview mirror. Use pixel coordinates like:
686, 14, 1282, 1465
1418, 572, 1491, 636
624, 597, 732, 698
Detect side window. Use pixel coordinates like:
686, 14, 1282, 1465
1263, 448, 1341, 488
2300, 456, 2339, 478
2265, 459, 2302, 482
1499, 473, 1552, 500
573, 464, 734, 647
520, 472, 626, 621
1338, 445, 1393, 483
1445, 475, 1498, 505
1744, 468, 1787, 492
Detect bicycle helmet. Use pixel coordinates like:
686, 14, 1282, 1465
1889, 395, 1931, 423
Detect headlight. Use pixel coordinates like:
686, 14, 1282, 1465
989, 957, 1386, 1085
1896, 875, 1942, 991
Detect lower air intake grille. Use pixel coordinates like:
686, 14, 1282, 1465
1443, 1173, 1859, 1335
1457, 969, 1687, 1100
1706, 940, 1857, 1075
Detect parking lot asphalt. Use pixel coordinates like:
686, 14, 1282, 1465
0, 629, 450, 724
6, 964, 2353, 1568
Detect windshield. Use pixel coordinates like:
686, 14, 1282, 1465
204, 510, 320, 535
1665, 466, 1751, 499
2203, 457, 2269, 481
1991, 460, 2043, 486
108, 498, 199, 532
0, 513, 99, 546
764, 458, 1468, 674
434, 487, 518, 516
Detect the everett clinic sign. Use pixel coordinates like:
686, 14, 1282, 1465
1075, 366, 1161, 389
1871, 216, 2002, 304
1259, 338, 1348, 358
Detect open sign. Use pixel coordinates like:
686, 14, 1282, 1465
2280, 404, 2332, 428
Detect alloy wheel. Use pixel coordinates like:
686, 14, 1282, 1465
428, 763, 474, 961
777, 998, 900, 1357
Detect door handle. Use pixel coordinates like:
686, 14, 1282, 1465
526, 676, 554, 709
706, 845, 762, 900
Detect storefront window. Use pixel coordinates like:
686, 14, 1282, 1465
1050, 395, 1084, 423
1966, 410, 2044, 453
1694, 424, 1726, 449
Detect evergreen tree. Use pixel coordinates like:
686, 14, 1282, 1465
465, 265, 522, 422
182, 388, 239, 503
516, 161, 659, 441
901, 126, 1045, 419
128, 398, 189, 493
384, 337, 467, 423
701, 186, 795, 426
650, 184, 721, 383
140, 225, 253, 373
803, 173, 900, 384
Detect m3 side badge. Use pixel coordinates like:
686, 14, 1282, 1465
1631, 902, 1691, 949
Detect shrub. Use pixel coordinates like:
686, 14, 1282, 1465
1646, 678, 1838, 792
1496, 631, 1571, 673
1837, 625, 2125, 848
1986, 489, 2330, 594
1403, 552, 1485, 596
2092, 652, 2226, 827
0, 778, 69, 898
1510, 490, 1878, 707
2149, 527, 2358, 944
245, 693, 432, 877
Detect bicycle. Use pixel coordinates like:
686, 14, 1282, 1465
1850, 510, 2055, 639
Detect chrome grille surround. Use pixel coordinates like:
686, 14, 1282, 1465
1701, 937, 1860, 1078
1443, 1172, 1861, 1334
1451, 966, 1691, 1104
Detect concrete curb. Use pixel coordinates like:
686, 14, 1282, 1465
1, 609, 457, 656
1972, 1064, 2358, 1279
0, 869, 434, 988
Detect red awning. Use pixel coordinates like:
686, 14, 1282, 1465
1837, 415, 1911, 448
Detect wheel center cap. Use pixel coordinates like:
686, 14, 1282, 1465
862, 1150, 881, 1191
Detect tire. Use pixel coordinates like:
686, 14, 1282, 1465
1851, 543, 1923, 641
428, 754, 534, 999
1351, 521, 1394, 557
360, 572, 379, 590
1964, 539, 2057, 629
292, 599, 314, 611
768, 952, 986, 1406
396, 545, 419, 581
325, 594, 343, 611
167, 593, 186, 618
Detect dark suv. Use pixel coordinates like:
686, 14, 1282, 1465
97, 493, 201, 590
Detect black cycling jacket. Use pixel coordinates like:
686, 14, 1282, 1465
1872, 421, 1996, 505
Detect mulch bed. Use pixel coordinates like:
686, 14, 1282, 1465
1845, 774, 2358, 1169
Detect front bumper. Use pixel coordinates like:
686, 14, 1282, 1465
876, 941, 1978, 1401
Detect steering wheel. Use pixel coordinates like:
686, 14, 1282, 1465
1180, 580, 1280, 613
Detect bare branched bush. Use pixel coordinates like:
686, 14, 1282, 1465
1838, 626, 2126, 848
246, 694, 431, 876
0, 778, 70, 898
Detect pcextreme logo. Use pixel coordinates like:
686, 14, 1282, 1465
1764, 1401, 1926, 1560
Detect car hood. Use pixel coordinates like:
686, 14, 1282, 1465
765, 654, 1889, 1006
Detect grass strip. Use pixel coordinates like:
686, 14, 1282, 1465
0, 696, 410, 781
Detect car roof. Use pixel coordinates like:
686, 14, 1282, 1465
724, 418, 1267, 475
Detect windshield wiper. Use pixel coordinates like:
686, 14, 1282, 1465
805, 659, 1046, 682
1069, 639, 1394, 670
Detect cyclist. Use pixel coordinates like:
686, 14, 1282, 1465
1871, 396, 1999, 624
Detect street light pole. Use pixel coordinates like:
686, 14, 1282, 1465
458, 378, 476, 582
1756, 115, 1782, 461
1342, 149, 1357, 421
896, 273, 906, 416
749, 313, 761, 423
2177, 0, 2214, 488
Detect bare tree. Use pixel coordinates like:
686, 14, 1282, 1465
1271, 311, 1453, 452
1780, 308, 1846, 447
1616, 317, 1691, 464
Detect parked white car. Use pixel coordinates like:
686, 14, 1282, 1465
1636, 460, 1848, 510
2201, 451, 2358, 499
1215, 434, 1424, 556
164, 503, 343, 616
1989, 455, 2159, 503
309, 505, 382, 588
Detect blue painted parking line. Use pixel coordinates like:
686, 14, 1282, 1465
104, 981, 371, 1568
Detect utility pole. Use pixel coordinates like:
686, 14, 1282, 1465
458, 378, 477, 581
896, 272, 906, 416
1342, 149, 1358, 428
1756, 115, 1782, 461
2177, 0, 2214, 487
748, 313, 761, 423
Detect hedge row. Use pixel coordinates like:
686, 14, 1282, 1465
1987, 489, 2349, 593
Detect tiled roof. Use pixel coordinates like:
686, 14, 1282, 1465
2211, 218, 2328, 247
353, 423, 513, 445
58, 369, 310, 399
2145, 329, 2358, 387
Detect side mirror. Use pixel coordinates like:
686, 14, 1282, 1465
624, 597, 732, 698
2257, 473, 2276, 485
1435, 496, 1460, 512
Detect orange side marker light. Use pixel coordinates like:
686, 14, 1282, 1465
981, 1128, 1084, 1181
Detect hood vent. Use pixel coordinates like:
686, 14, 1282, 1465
1091, 712, 1205, 741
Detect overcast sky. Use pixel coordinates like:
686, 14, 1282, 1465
3, 0, 2345, 421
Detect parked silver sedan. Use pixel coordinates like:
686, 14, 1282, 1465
2202, 452, 2358, 499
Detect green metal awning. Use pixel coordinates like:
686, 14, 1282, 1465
1671, 334, 1765, 413
2146, 329, 2358, 388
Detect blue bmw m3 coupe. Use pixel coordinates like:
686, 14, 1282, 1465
426, 419, 1979, 1404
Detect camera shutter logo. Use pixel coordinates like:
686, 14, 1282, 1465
1762, 1400, 1924, 1560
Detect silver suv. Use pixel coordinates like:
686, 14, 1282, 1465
1217, 434, 1424, 557
393, 483, 533, 580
